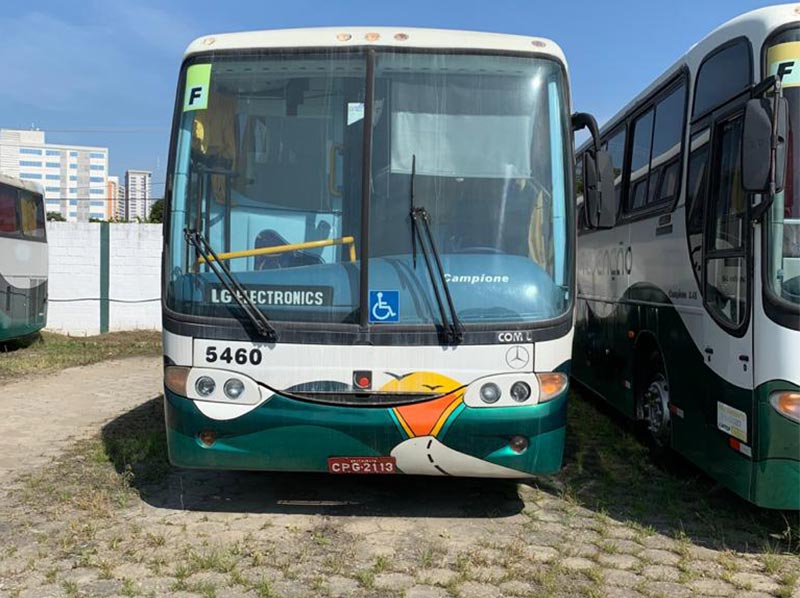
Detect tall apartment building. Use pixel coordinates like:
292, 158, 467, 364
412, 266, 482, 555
125, 170, 152, 221
117, 183, 126, 220
0, 129, 108, 222
106, 176, 120, 221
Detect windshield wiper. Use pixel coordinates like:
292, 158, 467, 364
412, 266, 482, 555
409, 156, 463, 344
185, 228, 278, 342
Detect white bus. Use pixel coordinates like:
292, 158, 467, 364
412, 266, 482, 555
575, 4, 799, 509
0, 174, 48, 343
161, 27, 609, 477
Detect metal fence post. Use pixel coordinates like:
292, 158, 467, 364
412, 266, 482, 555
99, 222, 110, 334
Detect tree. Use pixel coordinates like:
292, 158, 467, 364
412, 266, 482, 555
148, 198, 164, 223
46, 211, 66, 222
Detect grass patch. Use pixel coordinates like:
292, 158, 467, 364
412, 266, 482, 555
254, 578, 275, 598
554, 390, 800, 555
13, 397, 169, 520
0, 330, 161, 383
354, 568, 375, 589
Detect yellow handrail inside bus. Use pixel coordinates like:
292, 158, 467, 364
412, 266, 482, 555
197, 235, 357, 264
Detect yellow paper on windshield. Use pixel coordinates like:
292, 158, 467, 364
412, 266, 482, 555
183, 64, 212, 111
768, 42, 800, 88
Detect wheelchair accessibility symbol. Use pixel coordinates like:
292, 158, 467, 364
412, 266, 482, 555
369, 290, 399, 323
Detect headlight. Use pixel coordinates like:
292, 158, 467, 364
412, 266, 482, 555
510, 381, 531, 402
224, 378, 245, 400
770, 391, 800, 423
479, 383, 501, 404
195, 376, 216, 397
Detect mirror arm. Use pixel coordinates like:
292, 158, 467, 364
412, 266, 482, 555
752, 197, 773, 223
751, 75, 777, 99
753, 77, 784, 223
572, 112, 602, 154
769, 77, 784, 198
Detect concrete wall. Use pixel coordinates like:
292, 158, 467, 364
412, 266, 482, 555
46, 222, 162, 335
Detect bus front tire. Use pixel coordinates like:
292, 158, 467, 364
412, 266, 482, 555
635, 350, 671, 453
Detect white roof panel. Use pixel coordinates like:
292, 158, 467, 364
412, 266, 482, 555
0, 173, 44, 196
184, 26, 567, 68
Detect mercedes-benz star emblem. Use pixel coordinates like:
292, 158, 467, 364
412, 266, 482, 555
505, 345, 530, 369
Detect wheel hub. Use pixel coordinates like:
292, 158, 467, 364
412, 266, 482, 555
641, 375, 670, 441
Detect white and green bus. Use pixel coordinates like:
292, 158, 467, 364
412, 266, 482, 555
0, 174, 48, 344
575, 4, 799, 509
161, 28, 609, 477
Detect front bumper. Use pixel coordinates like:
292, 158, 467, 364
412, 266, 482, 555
164, 387, 568, 477
753, 382, 800, 509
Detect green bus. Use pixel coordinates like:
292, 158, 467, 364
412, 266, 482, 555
0, 174, 47, 343
574, 5, 800, 509
161, 27, 605, 477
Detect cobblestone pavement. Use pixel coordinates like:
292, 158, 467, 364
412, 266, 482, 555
0, 360, 798, 598
0, 357, 161, 481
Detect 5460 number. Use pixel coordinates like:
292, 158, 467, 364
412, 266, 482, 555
205, 346, 263, 366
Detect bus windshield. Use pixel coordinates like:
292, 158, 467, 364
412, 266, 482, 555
166, 49, 571, 327
766, 31, 800, 309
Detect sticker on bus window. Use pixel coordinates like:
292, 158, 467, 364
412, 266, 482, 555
369, 290, 399, 323
768, 42, 800, 89
183, 64, 212, 111
717, 401, 747, 442
347, 102, 364, 125
207, 284, 333, 307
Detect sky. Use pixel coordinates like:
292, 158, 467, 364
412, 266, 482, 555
0, 0, 785, 195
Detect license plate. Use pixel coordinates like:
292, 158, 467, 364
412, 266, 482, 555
328, 456, 396, 474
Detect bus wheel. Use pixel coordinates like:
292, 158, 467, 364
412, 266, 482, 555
640, 370, 671, 448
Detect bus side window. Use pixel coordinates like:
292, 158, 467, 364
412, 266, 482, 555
692, 40, 751, 119
705, 116, 747, 328
685, 132, 710, 286
576, 153, 588, 230
20, 192, 45, 239
627, 109, 654, 211
604, 127, 626, 213
0, 184, 19, 234
647, 82, 686, 206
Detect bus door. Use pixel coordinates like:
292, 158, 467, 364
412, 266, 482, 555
699, 99, 755, 487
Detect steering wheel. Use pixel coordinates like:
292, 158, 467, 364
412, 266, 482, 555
452, 246, 505, 255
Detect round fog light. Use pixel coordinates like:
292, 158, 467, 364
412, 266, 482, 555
479, 382, 501, 404
195, 376, 216, 397
198, 429, 217, 447
510, 381, 531, 402
224, 378, 245, 400
509, 435, 529, 454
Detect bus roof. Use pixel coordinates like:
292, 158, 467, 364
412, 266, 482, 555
0, 173, 44, 196
581, 3, 800, 149
183, 27, 567, 67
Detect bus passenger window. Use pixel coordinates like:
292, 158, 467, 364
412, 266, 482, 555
648, 83, 686, 206
20, 192, 45, 239
605, 127, 626, 209
693, 40, 751, 118
627, 109, 654, 211
705, 116, 747, 329
576, 154, 587, 230
0, 185, 18, 234
686, 141, 710, 284
709, 119, 746, 252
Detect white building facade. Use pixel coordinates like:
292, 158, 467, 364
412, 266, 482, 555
125, 169, 152, 221
0, 129, 108, 222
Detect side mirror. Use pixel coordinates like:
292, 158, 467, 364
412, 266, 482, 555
742, 95, 789, 194
583, 150, 616, 229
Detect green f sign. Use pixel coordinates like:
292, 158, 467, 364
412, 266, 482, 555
183, 64, 212, 111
